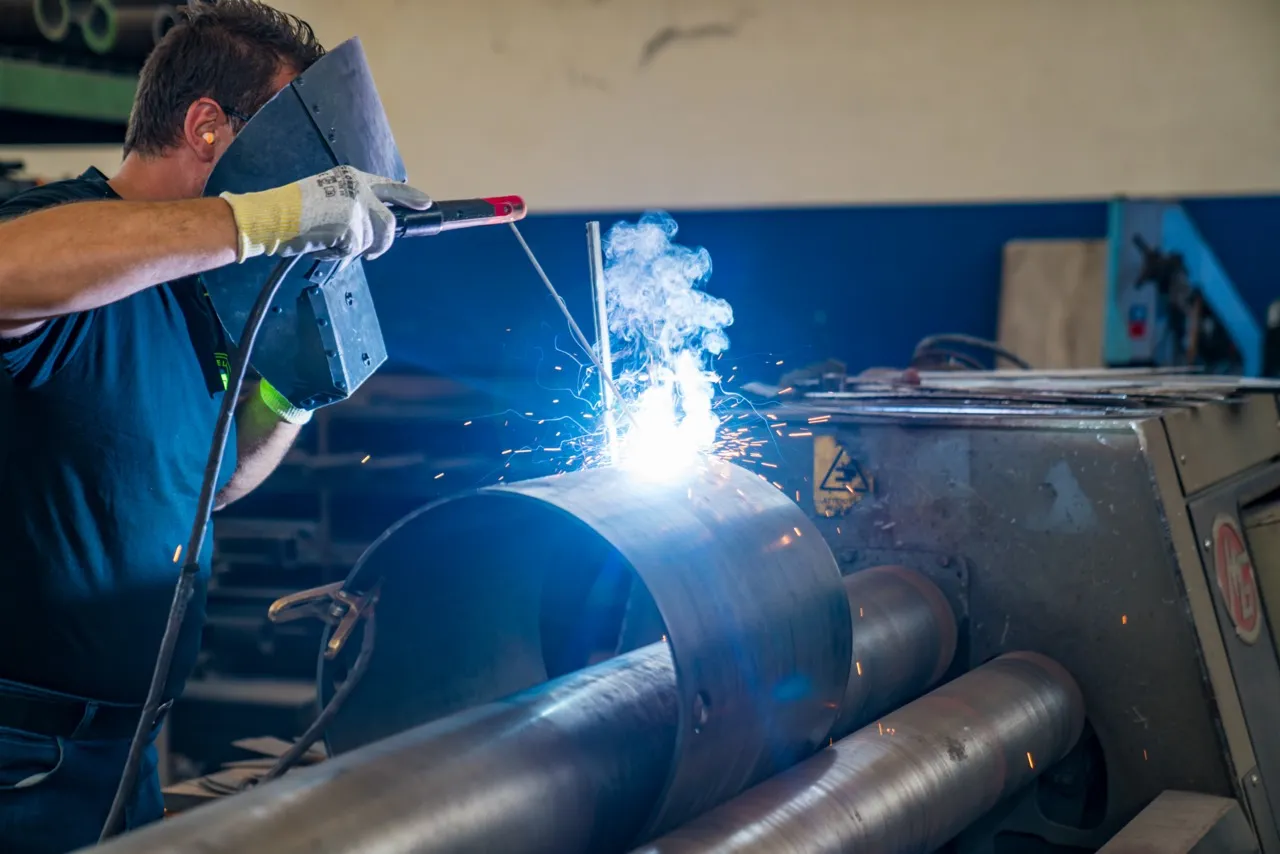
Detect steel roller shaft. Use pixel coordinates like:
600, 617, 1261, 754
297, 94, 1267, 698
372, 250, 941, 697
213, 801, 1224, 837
84, 566, 957, 854
636, 652, 1087, 854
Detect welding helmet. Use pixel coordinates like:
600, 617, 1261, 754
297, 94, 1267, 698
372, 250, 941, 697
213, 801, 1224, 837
201, 37, 404, 409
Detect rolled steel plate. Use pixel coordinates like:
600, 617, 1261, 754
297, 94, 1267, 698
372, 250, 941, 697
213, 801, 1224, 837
321, 459, 852, 834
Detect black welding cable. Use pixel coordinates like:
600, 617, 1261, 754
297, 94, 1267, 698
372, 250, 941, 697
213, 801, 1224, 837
254, 611, 377, 785
913, 333, 1032, 370
99, 254, 303, 842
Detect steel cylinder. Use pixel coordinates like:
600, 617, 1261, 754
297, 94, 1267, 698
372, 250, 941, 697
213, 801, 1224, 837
87, 643, 679, 854
321, 460, 852, 834
835, 564, 957, 740
635, 652, 1087, 854
86, 565, 956, 854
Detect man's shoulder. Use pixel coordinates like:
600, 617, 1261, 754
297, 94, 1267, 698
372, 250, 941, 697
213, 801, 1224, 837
0, 168, 113, 218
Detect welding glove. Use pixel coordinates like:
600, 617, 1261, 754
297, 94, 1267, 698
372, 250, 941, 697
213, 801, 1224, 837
220, 165, 433, 263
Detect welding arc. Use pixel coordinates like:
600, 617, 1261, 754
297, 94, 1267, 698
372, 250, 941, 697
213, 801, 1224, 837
509, 222, 640, 430
87, 566, 957, 854
636, 652, 1086, 854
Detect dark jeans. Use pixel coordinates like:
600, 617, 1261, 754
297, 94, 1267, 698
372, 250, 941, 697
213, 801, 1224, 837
0, 678, 162, 854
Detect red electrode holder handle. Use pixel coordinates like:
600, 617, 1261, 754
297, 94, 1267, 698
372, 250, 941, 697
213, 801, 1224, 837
394, 195, 527, 238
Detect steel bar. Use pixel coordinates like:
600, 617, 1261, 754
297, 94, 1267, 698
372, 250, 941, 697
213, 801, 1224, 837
587, 220, 618, 461
87, 566, 955, 854
31, 0, 68, 41
0, 0, 42, 44
635, 652, 1086, 854
76, 0, 113, 54
109, 5, 172, 60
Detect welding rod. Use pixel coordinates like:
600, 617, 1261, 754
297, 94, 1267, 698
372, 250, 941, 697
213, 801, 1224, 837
587, 221, 619, 460
84, 567, 957, 854
635, 652, 1086, 854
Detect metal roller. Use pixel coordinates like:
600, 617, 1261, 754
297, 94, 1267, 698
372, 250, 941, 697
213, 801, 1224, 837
320, 460, 852, 835
87, 643, 679, 854
85, 565, 956, 854
636, 652, 1087, 854
834, 564, 957, 740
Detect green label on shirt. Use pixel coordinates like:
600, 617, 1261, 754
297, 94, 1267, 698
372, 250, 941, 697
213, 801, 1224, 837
214, 353, 229, 391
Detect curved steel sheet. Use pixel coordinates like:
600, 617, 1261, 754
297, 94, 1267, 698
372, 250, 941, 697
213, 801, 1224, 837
322, 459, 852, 834
636, 652, 1087, 854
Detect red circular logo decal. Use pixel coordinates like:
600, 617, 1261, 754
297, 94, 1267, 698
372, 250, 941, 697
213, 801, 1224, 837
1213, 515, 1261, 644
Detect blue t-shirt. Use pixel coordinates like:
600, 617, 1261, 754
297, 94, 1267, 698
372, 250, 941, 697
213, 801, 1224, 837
0, 168, 237, 703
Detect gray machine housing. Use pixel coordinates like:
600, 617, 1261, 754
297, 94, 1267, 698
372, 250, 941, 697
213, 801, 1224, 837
766, 371, 1280, 851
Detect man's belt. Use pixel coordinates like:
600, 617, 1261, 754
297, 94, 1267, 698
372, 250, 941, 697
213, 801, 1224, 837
0, 692, 171, 741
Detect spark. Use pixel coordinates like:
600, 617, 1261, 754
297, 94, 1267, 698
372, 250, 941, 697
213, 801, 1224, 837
778, 386, 794, 394
877, 722, 884, 735
793, 527, 803, 537
1026, 752, 1035, 769
434, 473, 445, 480
502, 449, 513, 455
789, 431, 813, 438
1122, 614, 1128, 625
855, 660, 862, 676
859, 607, 863, 617
463, 421, 472, 426
1143, 749, 1148, 760
761, 462, 777, 468
808, 415, 830, 424
776, 360, 784, 365
360, 454, 371, 464
554, 366, 563, 371
172, 545, 182, 563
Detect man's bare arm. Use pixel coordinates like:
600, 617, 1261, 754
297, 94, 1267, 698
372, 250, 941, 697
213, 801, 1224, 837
213, 381, 303, 510
0, 198, 238, 332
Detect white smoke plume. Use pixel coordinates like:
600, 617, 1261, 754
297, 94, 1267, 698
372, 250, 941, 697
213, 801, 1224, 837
603, 212, 733, 476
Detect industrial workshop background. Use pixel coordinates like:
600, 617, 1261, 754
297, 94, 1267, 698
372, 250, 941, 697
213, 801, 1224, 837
6, 0, 1280, 377
5, 0, 1280, 847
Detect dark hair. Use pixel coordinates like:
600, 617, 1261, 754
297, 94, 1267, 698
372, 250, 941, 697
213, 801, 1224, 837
123, 0, 325, 156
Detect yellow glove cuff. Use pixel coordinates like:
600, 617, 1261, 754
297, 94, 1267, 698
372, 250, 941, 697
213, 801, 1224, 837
220, 185, 303, 263
259, 379, 312, 425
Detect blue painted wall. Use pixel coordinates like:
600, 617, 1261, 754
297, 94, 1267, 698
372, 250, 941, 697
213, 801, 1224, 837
365, 197, 1277, 391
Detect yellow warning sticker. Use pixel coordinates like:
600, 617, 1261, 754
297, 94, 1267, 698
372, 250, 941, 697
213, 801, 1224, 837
813, 435, 872, 516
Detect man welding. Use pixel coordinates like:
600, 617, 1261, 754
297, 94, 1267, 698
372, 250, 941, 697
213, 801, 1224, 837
0, 2, 430, 851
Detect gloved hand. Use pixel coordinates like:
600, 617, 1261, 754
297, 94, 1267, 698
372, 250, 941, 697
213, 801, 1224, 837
220, 166, 432, 263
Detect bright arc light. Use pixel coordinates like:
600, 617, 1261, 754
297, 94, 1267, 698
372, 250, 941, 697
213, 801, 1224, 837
594, 211, 732, 481
616, 352, 719, 481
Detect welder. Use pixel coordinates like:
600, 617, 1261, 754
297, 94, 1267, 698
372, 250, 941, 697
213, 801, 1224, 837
0, 3, 430, 852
